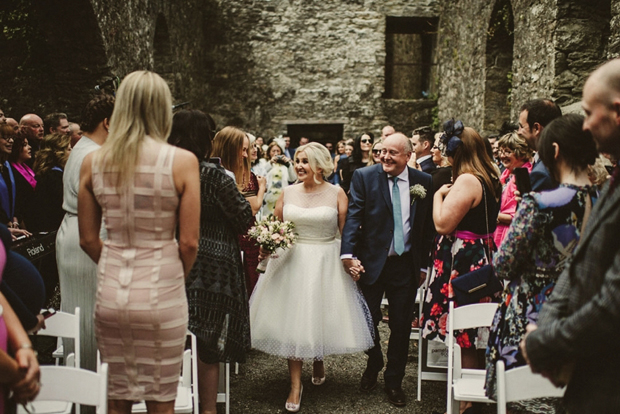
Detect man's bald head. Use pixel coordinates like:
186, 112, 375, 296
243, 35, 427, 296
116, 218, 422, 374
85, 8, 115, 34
381, 132, 412, 176
5, 118, 18, 132
19, 114, 44, 141
381, 125, 396, 139
582, 59, 620, 157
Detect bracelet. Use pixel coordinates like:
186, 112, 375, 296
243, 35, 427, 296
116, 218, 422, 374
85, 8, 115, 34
19, 343, 32, 350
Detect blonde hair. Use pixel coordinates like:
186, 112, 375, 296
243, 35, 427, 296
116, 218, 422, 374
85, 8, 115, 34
33, 133, 71, 176
294, 142, 333, 184
497, 132, 532, 161
211, 126, 249, 190
96, 71, 172, 189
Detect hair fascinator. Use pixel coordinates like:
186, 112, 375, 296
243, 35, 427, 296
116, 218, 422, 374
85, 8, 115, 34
440, 119, 464, 157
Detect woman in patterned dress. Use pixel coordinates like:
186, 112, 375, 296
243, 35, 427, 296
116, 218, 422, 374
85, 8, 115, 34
421, 120, 501, 414
79, 71, 200, 414
485, 114, 599, 413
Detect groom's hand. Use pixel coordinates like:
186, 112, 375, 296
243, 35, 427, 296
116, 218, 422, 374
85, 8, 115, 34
342, 258, 364, 281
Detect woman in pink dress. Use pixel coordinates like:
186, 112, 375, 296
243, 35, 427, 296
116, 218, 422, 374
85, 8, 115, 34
78, 71, 200, 414
493, 132, 533, 248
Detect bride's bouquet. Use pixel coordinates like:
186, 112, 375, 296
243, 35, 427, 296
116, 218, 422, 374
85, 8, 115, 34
247, 215, 297, 273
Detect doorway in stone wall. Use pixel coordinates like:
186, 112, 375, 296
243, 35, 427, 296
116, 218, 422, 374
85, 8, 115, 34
483, 0, 514, 136
286, 123, 344, 148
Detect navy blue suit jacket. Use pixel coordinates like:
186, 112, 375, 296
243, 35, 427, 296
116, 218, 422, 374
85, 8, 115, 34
341, 164, 434, 285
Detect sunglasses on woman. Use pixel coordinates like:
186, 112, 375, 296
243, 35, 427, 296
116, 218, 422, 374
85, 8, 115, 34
372, 149, 381, 154
360, 138, 372, 144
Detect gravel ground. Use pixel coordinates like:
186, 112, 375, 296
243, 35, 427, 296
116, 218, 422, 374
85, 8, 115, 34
226, 323, 495, 414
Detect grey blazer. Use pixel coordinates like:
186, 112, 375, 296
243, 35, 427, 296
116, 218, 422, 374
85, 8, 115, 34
525, 181, 620, 413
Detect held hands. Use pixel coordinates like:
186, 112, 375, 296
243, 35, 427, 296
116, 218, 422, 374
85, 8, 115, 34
342, 258, 364, 282
11, 347, 40, 404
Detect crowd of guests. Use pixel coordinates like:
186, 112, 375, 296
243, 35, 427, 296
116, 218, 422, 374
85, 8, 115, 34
0, 58, 619, 414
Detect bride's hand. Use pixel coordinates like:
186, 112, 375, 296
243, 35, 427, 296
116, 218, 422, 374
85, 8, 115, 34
258, 247, 270, 261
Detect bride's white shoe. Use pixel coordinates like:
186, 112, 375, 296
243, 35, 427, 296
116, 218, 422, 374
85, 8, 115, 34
285, 385, 303, 413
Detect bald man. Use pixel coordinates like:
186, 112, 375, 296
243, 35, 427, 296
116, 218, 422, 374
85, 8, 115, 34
19, 114, 44, 165
381, 125, 395, 140
341, 133, 434, 407
6, 118, 18, 133
522, 58, 620, 413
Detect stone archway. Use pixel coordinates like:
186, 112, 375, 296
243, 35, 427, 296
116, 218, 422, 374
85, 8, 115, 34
483, 0, 514, 136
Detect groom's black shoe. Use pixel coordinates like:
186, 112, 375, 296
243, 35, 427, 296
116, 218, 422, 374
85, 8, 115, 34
385, 386, 406, 407
360, 370, 378, 392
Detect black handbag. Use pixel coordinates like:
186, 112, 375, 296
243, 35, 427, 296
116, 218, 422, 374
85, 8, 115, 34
451, 264, 502, 305
451, 182, 503, 305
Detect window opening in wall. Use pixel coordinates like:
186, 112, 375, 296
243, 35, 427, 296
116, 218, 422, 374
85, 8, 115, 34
384, 16, 438, 100
154, 14, 174, 91
483, 0, 514, 135
286, 123, 344, 148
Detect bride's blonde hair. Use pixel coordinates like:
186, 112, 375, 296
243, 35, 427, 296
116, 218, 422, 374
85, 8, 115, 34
294, 142, 333, 184
95, 70, 172, 189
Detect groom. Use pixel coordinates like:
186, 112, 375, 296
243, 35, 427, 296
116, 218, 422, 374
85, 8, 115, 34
341, 133, 434, 407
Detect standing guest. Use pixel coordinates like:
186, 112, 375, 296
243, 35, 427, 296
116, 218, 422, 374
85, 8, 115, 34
18, 114, 44, 167
429, 134, 452, 193
493, 132, 533, 248
283, 136, 293, 159
485, 114, 598, 413
381, 125, 396, 140
368, 140, 383, 166
333, 139, 347, 186
341, 133, 373, 194
522, 58, 620, 414
0, 125, 30, 240
9, 136, 36, 229
43, 113, 70, 135
5, 119, 19, 133
262, 140, 295, 217
251, 143, 374, 412
212, 129, 266, 296
421, 120, 501, 414
78, 71, 200, 414
517, 99, 562, 191
30, 133, 72, 232
171, 121, 252, 414
411, 126, 437, 173
251, 138, 270, 178
341, 133, 434, 408
56, 94, 114, 378
68, 122, 82, 147
0, 109, 5, 124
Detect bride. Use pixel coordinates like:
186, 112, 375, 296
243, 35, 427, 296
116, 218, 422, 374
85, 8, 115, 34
249, 142, 374, 412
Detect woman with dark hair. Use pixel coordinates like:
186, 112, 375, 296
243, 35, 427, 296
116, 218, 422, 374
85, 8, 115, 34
170, 119, 253, 414
0, 125, 30, 240
421, 119, 501, 414
30, 133, 72, 232
56, 93, 115, 375
484, 114, 598, 413
340, 133, 373, 193
9, 136, 36, 229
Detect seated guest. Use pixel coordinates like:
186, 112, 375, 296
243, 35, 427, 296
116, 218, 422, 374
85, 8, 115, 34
0, 125, 30, 240
9, 136, 36, 230
30, 133, 71, 232
493, 132, 533, 248
485, 114, 598, 413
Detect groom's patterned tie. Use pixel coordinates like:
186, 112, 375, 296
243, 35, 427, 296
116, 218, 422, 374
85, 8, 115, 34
392, 176, 405, 255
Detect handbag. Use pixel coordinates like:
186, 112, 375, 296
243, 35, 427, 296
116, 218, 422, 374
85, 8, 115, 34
451, 182, 503, 305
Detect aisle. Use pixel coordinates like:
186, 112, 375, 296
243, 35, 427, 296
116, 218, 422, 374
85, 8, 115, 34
227, 323, 494, 413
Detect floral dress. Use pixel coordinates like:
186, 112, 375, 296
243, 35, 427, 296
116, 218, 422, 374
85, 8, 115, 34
485, 184, 597, 413
421, 181, 500, 349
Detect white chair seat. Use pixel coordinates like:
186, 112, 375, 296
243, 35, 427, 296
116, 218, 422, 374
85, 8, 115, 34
131, 382, 192, 413
453, 376, 493, 402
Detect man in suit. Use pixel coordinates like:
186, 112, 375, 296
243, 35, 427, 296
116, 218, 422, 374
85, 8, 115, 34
517, 99, 562, 191
411, 126, 436, 173
341, 133, 434, 407
521, 58, 620, 413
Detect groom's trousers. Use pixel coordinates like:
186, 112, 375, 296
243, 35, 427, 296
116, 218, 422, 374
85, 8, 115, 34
359, 253, 417, 389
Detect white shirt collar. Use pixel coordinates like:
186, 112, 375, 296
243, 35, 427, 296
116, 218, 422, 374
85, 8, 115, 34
390, 168, 409, 182
416, 154, 432, 164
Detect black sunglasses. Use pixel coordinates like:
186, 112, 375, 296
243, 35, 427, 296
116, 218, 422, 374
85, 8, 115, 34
360, 138, 372, 144
372, 149, 381, 154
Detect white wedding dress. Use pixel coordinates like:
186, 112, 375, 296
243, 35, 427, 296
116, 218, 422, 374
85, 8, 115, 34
249, 183, 374, 360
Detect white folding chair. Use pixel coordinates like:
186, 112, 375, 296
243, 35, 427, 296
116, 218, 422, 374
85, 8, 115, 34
446, 301, 499, 414
39, 307, 81, 369
217, 361, 231, 414
20, 363, 108, 414
496, 360, 565, 414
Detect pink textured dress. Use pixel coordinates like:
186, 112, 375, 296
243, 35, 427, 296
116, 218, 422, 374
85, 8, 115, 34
92, 138, 188, 401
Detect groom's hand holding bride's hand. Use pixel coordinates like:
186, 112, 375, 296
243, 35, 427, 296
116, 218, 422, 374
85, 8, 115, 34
342, 258, 364, 282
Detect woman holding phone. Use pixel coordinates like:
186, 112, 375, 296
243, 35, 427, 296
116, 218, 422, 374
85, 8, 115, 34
485, 114, 599, 413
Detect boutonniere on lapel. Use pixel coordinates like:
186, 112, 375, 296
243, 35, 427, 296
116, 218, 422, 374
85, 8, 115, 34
409, 184, 426, 205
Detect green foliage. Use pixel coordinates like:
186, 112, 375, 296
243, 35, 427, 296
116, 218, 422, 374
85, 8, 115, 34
506, 71, 513, 105
431, 103, 440, 131
487, 0, 514, 40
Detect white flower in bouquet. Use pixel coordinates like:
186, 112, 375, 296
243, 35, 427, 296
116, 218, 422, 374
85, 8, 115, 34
247, 215, 297, 272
